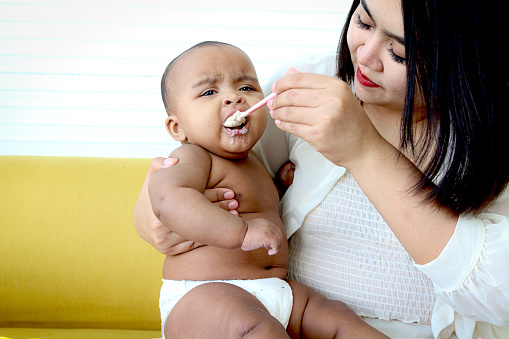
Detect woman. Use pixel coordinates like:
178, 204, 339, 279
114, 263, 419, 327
134, 0, 508, 337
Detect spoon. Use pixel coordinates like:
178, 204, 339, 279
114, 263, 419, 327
223, 92, 277, 127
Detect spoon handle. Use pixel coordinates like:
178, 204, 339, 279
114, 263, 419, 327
239, 92, 277, 119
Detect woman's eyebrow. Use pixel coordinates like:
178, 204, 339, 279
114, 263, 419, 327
360, 0, 373, 21
360, 0, 405, 46
386, 31, 405, 46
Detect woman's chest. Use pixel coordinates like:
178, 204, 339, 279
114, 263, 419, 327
288, 171, 436, 324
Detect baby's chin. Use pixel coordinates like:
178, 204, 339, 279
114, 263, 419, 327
217, 137, 258, 160
213, 146, 252, 160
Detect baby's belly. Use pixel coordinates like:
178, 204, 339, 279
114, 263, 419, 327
163, 246, 288, 281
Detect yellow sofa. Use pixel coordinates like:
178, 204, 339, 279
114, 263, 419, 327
0, 156, 164, 339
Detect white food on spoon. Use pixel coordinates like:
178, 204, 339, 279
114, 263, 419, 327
223, 110, 246, 128
223, 92, 277, 128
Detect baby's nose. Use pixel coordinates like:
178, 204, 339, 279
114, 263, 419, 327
222, 95, 244, 106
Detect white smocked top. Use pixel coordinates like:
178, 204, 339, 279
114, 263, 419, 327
288, 170, 436, 324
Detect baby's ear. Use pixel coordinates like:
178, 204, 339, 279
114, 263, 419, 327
165, 115, 187, 142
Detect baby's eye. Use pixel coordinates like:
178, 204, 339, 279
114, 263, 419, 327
201, 89, 216, 96
239, 86, 255, 91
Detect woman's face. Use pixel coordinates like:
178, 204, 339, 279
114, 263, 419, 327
347, 0, 408, 112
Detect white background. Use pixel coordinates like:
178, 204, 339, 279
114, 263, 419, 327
0, 0, 349, 158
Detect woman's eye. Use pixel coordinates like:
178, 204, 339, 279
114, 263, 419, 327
388, 46, 406, 65
201, 89, 216, 96
354, 13, 372, 30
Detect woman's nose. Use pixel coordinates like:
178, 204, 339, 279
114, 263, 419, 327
357, 37, 383, 72
222, 94, 244, 106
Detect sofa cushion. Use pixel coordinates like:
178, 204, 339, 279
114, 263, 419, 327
0, 156, 164, 331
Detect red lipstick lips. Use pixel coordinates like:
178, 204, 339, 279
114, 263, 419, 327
356, 68, 379, 88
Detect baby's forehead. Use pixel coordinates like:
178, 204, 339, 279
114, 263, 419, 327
172, 45, 255, 84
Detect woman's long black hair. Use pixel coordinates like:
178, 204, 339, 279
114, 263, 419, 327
337, 0, 508, 215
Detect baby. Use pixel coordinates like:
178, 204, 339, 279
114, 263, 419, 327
149, 41, 387, 339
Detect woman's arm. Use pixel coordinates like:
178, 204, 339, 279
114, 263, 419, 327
416, 194, 509, 326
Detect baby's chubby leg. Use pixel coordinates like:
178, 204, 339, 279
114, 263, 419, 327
165, 282, 290, 339
286, 280, 389, 339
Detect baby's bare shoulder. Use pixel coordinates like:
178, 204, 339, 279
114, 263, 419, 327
170, 144, 211, 166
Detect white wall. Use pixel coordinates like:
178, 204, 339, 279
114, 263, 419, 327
0, 0, 349, 158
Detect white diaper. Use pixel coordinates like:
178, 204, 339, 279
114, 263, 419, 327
159, 277, 293, 338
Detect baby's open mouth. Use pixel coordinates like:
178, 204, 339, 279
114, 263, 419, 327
225, 121, 247, 130
223, 120, 248, 136
223, 110, 246, 127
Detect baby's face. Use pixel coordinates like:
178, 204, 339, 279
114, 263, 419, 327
167, 45, 266, 159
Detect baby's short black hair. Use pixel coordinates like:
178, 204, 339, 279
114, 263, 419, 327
161, 41, 240, 115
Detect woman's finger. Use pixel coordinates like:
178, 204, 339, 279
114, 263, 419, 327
270, 87, 321, 109
203, 187, 235, 202
213, 199, 239, 213
147, 157, 178, 177
203, 187, 238, 212
271, 71, 327, 94
270, 104, 316, 127
274, 118, 310, 141
286, 67, 301, 75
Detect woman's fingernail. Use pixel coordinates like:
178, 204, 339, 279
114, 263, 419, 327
275, 119, 281, 127
268, 99, 273, 108
163, 158, 177, 166
224, 191, 234, 199
271, 82, 276, 92
269, 109, 274, 117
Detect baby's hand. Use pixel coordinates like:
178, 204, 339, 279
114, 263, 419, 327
241, 218, 284, 255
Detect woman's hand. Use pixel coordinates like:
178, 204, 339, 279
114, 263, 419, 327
269, 68, 381, 171
133, 157, 238, 256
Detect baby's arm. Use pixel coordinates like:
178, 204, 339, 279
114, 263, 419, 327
148, 144, 282, 254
